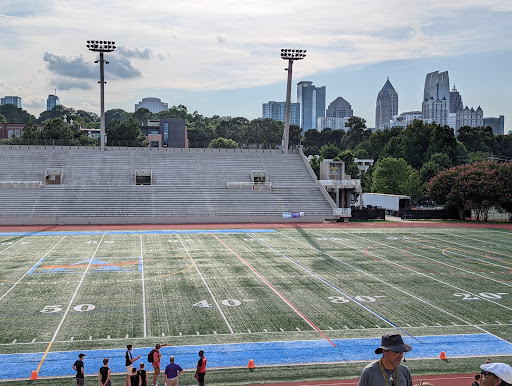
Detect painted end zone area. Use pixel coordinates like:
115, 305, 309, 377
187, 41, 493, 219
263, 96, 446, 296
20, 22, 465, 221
1, 334, 511, 380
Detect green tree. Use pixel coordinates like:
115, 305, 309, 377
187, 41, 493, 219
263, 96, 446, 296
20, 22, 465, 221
371, 157, 422, 200
457, 126, 495, 154
289, 124, 303, 147
105, 109, 131, 125
319, 143, 340, 159
0, 104, 35, 123
21, 120, 40, 139
208, 137, 239, 149
309, 155, 323, 179
106, 118, 146, 146
497, 162, 512, 214
156, 105, 188, 119
426, 124, 457, 163
0, 113, 6, 123
40, 118, 79, 140
304, 129, 323, 149
37, 105, 76, 123
132, 108, 153, 125
341, 116, 370, 150
419, 153, 452, 184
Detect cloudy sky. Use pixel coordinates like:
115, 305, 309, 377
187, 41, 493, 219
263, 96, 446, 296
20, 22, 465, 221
1, 0, 511, 129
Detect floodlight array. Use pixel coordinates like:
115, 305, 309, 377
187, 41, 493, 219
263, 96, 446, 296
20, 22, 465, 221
86, 40, 116, 52
280, 49, 307, 60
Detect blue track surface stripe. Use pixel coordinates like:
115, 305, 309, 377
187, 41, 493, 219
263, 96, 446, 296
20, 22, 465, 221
0, 229, 275, 237
1, 334, 511, 380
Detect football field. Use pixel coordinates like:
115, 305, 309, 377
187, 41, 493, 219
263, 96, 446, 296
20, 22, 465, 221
0, 226, 511, 382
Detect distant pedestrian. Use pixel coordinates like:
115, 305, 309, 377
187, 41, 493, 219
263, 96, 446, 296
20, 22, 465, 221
98, 358, 111, 386
358, 333, 413, 386
138, 363, 148, 386
196, 350, 207, 386
151, 342, 168, 386
480, 363, 512, 386
126, 344, 141, 386
130, 367, 141, 386
164, 356, 183, 386
72, 353, 86, 386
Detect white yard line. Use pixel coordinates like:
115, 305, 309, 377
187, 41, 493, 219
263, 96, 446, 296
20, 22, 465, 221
275, 231, 505, 340
0, 236, 27, 255
418, 232, 512, 258
177, 235, 234, 334
140, 235, 147, 338
34, 232, 107, 374
341, 230, 512, 296
48, 232, 106, 343
0, 236, 65, 303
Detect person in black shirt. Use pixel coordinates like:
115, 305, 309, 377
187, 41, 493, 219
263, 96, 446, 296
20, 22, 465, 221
138, 363, 148, 386
72, 353, 86, 386
130, 367, 141, 386
98, 358, 111, 386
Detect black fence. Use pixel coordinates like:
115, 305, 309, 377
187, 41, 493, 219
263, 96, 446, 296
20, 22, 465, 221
350, 208, 386, 221
401, 207, 470, 220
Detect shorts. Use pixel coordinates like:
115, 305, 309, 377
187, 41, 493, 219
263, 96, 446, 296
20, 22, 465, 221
197, 372, 206, 382
126, 365, 133, 375
76, 377, 84, 386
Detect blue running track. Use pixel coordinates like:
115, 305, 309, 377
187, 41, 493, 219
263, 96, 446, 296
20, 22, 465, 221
1, 334, 511, 380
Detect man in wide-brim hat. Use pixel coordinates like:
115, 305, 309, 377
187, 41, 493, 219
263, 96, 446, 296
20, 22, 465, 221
359, 333, 413, 386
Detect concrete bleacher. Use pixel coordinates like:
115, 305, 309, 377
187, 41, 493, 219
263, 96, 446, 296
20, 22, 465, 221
0, 145, 336, 224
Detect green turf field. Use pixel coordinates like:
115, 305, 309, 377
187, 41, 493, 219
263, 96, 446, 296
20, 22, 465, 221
0, 227, 511, 384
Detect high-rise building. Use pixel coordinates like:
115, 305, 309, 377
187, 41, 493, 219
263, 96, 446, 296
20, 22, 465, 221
262, 101, 300, 126
456, 106, 484, 135
1, 96, 22, 108
297, 81, 326, 131
450, 85, 463, 113
135, 97, 168, 114
422, 71, 450, 126
390, 111, 422, 128
375, 78, 398, 130
317, 116, 351, 131
326, 97, 353, 118
46, 94, 60, 111
483, 115, 505, 135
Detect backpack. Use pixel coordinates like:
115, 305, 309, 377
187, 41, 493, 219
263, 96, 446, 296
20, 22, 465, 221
147, 349, 156, 363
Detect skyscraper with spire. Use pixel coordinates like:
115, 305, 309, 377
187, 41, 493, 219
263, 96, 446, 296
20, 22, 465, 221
375, 78, 398, 130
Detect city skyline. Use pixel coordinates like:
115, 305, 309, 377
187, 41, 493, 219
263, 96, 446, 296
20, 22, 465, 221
0, 1, 511, 129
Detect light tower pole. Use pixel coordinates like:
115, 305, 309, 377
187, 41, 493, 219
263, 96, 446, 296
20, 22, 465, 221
280, 49, 306, 154
87, 40, 116, 150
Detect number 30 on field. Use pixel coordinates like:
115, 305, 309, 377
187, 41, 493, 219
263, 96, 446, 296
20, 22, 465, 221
40, 304, 96, 313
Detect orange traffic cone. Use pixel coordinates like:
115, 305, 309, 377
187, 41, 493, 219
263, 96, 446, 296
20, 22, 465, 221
440, 351, 446, 360
248, 359, 255, 371
30, 371, 38, 380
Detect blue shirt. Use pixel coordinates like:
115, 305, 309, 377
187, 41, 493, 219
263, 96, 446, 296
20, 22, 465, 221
164, 362, 183, 378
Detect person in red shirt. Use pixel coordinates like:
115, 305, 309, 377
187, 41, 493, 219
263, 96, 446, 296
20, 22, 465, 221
196, 350, 207, 386
151, 342, 168, 386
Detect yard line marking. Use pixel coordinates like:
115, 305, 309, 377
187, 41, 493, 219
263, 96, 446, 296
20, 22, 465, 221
140, 235, 147, 338
212, 234, 336, 347
440, 231, 512, 250
177, 235, 234, 334
0, 236, 66, 303
311, 230, 512, 346
34, 232, 106, 377
337, 231, 512, 310
252, 237, 421, 342
403, 235, 512, 271
0, 236, 27, 257
278, 231, 502, 340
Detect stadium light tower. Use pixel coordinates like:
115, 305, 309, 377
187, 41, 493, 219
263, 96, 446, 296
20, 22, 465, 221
281, 49, 306, 154
87, 40, 116, 151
